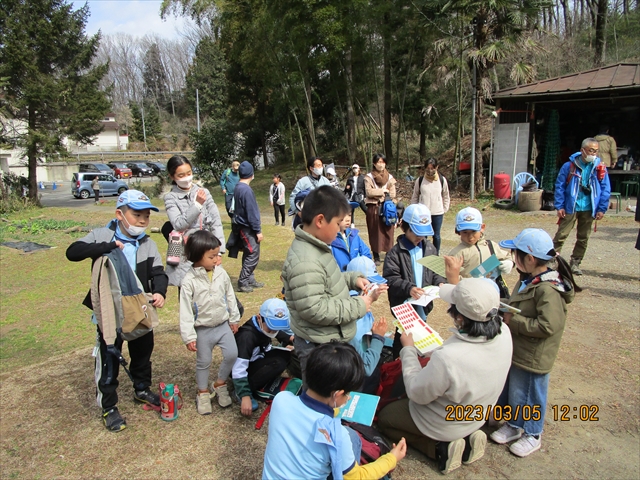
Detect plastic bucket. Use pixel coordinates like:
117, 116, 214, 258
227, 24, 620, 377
494, 172, 511, 200
518, 190, 543, 212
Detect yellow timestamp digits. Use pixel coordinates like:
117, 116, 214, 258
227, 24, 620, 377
552, 404, 599, 421
444, 405, 543, 422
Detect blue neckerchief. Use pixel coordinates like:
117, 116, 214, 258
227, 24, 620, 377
113, 223, 143, 272
300, 392, 344, 480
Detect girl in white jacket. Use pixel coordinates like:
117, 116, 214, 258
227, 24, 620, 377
180, 231, 240, 414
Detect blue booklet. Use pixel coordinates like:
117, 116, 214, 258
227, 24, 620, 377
339, 392, 380, 426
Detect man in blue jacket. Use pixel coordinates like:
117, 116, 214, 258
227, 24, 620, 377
553, 137, 611, 275
220, 161, 240, 217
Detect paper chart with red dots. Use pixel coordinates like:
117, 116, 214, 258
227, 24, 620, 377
391, 303, 443, 354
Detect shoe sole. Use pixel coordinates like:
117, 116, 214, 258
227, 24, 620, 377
104, 423, 126, 432
463, 431, 486, 465
510, 440, 541, 457
441, 439, 464, 475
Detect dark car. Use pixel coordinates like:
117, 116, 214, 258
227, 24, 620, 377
126, 162, 154, 177
107, 162, 133, 179
79, 163, 114, 175
145, 162, 167, 175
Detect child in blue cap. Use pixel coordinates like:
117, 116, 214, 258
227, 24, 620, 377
232, 298, 295, 416
383, 203, 450, 358
66, 190, 168, 432
490, 228, 581, 457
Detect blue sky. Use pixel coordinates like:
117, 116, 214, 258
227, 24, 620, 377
72, 0, 188, 39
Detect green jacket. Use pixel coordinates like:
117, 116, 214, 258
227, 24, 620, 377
507, 270, 575, 374
282, 226, 366, 344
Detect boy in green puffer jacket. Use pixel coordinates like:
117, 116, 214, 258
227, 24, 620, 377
282, 186, 388, 383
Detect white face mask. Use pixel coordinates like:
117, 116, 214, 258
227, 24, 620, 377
175, 175, 193, 189
584, 155, 596, 163
121, 216, 146, 237
375, 163, 385, 172
257, 317, 278, 338
312, 167, 323, 176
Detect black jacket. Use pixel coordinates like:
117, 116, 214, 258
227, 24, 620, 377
383, 234, 446, 313
66, 220, 168, 310
345, 175, 366, 202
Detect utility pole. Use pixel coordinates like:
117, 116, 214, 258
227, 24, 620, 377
196, 88, 201, 133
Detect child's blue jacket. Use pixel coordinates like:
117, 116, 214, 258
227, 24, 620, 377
330, 228, 372, 272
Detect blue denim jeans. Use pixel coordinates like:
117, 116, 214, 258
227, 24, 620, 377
430, 214, 444, 254
497, 365, 549, 436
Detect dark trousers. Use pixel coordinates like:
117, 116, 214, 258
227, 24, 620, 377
248, 349, 291, 392
95, 326, 154, 410
224, 194, 234, 218
378, 398, 438, 459
273, 204, 285, 224
238, 226, 260, 287
351, 200, 367, 225
430, 214, 444, 254
94, 189, 100, 203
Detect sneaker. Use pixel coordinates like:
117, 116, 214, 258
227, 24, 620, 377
102, 407, 126, 432
570, 258, 583, 275
249, 281, 265, 288
462, 430, 486, 465
281, 222, 285, 226
509, 434, 541, 457
490, 423, 523, 444
275, 221, 279, 226
134, 388, 160, 406
238, 284, 254, 293
196, 392, 212, 415
436, 438, 464, 474
213, 383, 233, 408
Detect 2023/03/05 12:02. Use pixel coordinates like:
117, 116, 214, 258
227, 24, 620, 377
552, 404, 600, 421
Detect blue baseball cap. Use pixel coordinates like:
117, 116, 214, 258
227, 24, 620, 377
116, 190, 159, 212
259, 298, 290, 331
499, 228, 554, 260
402, 203, 434, 236
455, 207, 483, 231
346, 256, 387, 284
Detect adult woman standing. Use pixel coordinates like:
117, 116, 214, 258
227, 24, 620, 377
288, 156, 331, 231
364, 154, 397, 264
410, 157, 450, 254
164, 155, 225, 287
344, 164, 367, 227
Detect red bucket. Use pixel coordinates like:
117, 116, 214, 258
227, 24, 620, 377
494, 172, 511, 200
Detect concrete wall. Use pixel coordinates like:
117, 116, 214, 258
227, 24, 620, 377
3, 162, 79, 183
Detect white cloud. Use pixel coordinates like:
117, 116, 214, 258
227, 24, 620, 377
73, 0, 189, 39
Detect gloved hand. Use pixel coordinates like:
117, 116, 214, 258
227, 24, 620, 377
498, 260, 514, 276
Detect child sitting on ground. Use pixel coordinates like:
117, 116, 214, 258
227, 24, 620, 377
345, 256, 389, 394
65, 190, 168, 432
232, 298, 295, 416
262, 342, 406, 480
448, 207, 513, 288
180, 230, 240, 414
383, 203, 452, 358
282, 186, 388, 382
330, 212, 373, 272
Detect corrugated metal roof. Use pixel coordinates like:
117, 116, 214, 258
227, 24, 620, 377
494, 63, 640, 98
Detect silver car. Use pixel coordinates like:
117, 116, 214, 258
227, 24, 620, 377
72, 172, 128, 199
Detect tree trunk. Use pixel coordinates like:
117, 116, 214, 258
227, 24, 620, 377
561, 0, 572, 35
594, 0, 607, 65
261, 131, 268, 168
419, 113, 426, 162
383, 12, 393, 164
303, 78, 317, 157
344, 50, 356, 163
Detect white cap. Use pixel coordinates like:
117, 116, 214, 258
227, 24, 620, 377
439, 278, 500, 322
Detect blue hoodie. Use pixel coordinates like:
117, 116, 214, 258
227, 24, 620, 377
330, 228, 372, 272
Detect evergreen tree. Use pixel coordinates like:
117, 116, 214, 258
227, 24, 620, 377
185, 37, 228, 120
142, 43, 169, 111
0, 0, 110, 199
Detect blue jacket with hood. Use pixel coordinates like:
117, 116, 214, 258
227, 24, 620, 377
330, 228, 372, 272
554, 152, 611, 217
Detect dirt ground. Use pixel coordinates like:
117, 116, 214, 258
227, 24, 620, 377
1, 205, 638, 479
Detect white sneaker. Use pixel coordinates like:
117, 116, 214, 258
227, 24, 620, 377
463, 430, 486, 465
196, 392, 212, 415
440, 438, 465, 474
509, 434, 541, 457
490, 423, 523, 444
213, 383, 233, 408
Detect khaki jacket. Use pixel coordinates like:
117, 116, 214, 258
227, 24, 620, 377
594, 134, 617, 168
507, 271, 575, 374
282, 226, 366, 344
449, 237, 511, 278
179, 265, 240, 344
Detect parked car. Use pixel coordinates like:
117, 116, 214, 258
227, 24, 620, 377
145, 162, 167, 175
79, 163, 114, 174
72, 172, 128, 199
107, 162, 133, 179
126, 162, 155, 177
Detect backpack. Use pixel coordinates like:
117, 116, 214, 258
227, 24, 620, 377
487, 241, 510, 300
342, 421, 393, 469
375, 356, 430, 414
379, 193, 398, 226
254, 376, 303, 430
